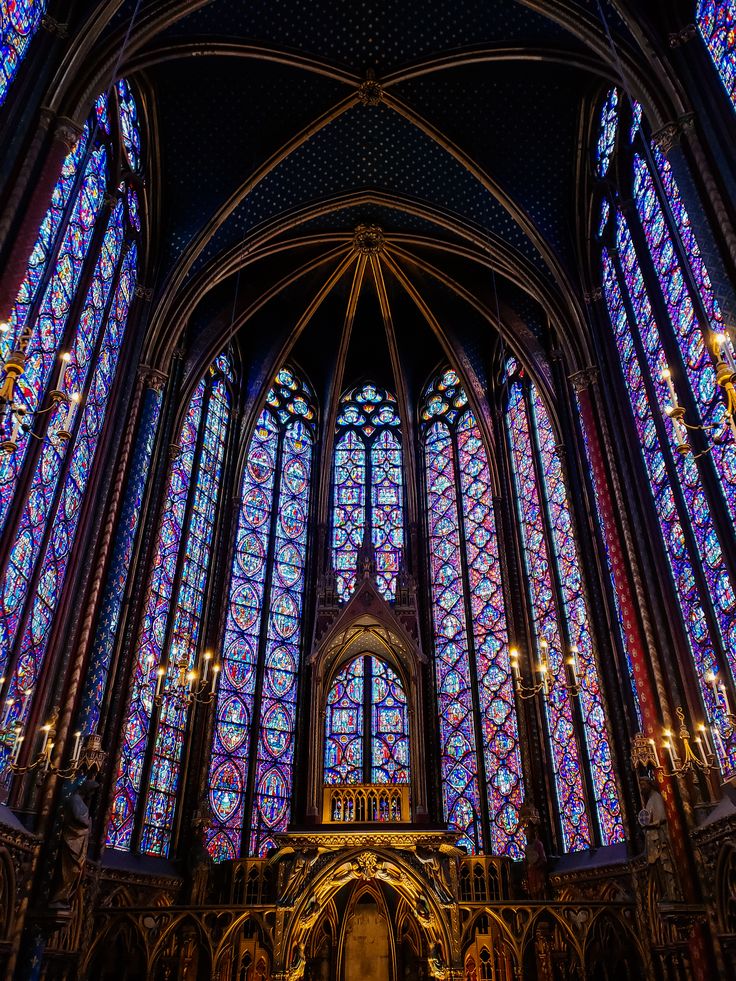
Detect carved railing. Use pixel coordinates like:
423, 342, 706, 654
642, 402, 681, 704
322, 783, 410, 823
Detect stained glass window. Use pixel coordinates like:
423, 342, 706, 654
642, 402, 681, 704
698, 1, 736, 110
206, 368, 315, 862
0, 83, 143, 780
332, 384, 403, 601
108, 358, 232, 855
595, 87, 618, 177
324, 654, 409, 786
117, 78, 142, 171
0, 1, 47, 107
505, 367, 624, 850
422, 369, 524, 858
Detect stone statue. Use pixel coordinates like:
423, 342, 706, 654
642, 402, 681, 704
523, 821, 547, 900
414, 846, 453, 904
49, 778, 98, 908
638, 776, 680, 902
279, 846, 319, 906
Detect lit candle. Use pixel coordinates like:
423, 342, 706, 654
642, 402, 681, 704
154, 665, 165, 699
0, 321, 9, 334
698, 723, 713, 758
714, 332, 736, 373
71, 730, 82, 765
694, 734, 709, 768
663, 739, 676, 770
509, 648, 520, 681
39, 724, 50, 757
61, 392, 80, 433
648, 738, 661, 768
211, 663, 220, 693
2, 699, 14, 728
719, 683, 732, 716
187, 670, 197, 693
11, 732, 23, 765
662, 367, 678, 407
202, 650, 212, 683
666, 406, 687, 445
55, 352, 71, 392
538, 662, 549, 696
712, 723, 727, 759
9, 412, 21, 444
705, 669, 719, 699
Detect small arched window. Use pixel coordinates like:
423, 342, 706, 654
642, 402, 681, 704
324, 654, 410, 786
332, 383, 404, 600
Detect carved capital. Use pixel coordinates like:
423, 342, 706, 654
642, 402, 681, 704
138, 364, 168, 392
134, 285, 154, 302
583, 287, 602, 304
652, 113, 696, 155
668, 24, 697, 48
53, 116, 83, 150
169, 442, 182, 460
569, 366, 598, 393
353, 224, 384, 254
357, 71, 383, 107
42, 15, 69, 38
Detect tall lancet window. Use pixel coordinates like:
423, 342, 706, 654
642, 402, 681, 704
108, 355, 233, 856
504, 364, 623, 852
0, 1, 47, 106
697, 1, 736, 110
207, 368, 315, 862
594, 89, 736, 774
422, 369, 524, 858
0, 83, 142, 778
332, 383, 403, 600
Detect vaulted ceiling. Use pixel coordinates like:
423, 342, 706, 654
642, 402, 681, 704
67, 0, 686, 410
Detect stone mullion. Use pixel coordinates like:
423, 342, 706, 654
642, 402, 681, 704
557, 358, 638, 843
524, 380, 599, 847
92, 353, 183, 856
491, 403, 554, 852
131, 378, 214, 854
173, 392, 242, 859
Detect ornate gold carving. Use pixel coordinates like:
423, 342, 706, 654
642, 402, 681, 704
357, 71, 383, 106
353, 224, 385, 254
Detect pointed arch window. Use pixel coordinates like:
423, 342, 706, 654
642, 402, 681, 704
504, 365, 623, 852
697, 1, 736, 110
0, 1, 47, 107
593, 88, 736, 774
324, 654, 410, 786
206, 368, 315, 862
421, 370, 524, 858
0, 83, 143, 779
332, 383, 404, 601
108, 355, 233, 856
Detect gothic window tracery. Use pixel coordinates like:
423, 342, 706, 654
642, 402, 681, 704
108, 355, 233, 855
422, 369, 524, 858
0, 82, 142, 780
207, 368, 315, 862
594, 88, 736, 774
332, 383, 403, 601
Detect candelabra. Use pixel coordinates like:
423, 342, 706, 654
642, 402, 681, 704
660, 332, 736, 458
509, 641, 582, 701
631, 707, 717, 779
0, 347, 82, 454
0, 708, 104, 780
151, 649, 221, 708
